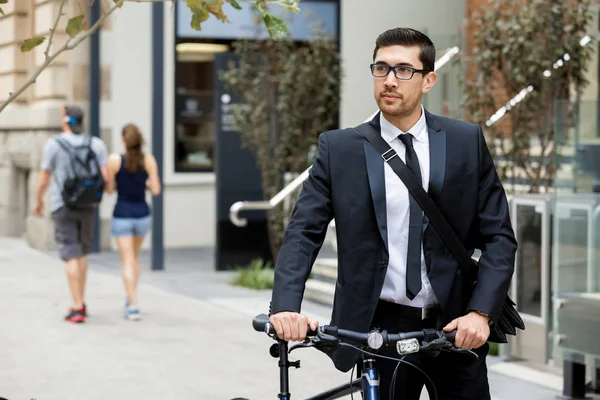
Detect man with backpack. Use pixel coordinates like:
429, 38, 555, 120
34, 105, 108, 323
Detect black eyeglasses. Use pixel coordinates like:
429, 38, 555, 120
370, 63, 430, 80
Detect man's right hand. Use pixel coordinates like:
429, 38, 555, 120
269, 311, 319, 342
33, 200, 43, 216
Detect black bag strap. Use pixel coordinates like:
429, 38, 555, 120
81, 136, 102, 176
55, 136, 97, 173
354, 122, 478, 281
53, 137, 77, 182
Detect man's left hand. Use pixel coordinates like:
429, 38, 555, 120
442, 311, 490, 350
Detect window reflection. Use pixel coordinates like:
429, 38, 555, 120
175, 43, 229, 172
516, 205, 543, 317
175, 89, 215, 171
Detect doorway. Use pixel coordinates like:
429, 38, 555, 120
174, 42, 230, 172
507, 195, 552, 363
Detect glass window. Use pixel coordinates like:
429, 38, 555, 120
515, 204, 544, 317
175, 46, 227, 172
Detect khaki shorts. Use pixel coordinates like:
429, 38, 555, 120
52, 207, 96, 261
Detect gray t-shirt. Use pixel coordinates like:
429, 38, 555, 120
41, 133, 108, 213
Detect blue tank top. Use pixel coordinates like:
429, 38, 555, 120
113, 154, 150, 218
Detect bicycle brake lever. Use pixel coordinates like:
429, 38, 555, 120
449, 347, 480, 360
313, 332, 340, 346
288, 332, 339, 354
420, 337, 451, 358
289, 341, 316, 354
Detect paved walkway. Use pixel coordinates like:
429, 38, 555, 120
0, 238, 568, 400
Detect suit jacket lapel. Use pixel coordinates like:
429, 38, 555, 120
424, 110, 446, 232
362, 110, 446, 246
364, 113, 388, 251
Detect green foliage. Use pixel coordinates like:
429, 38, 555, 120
12, 0, 299, 57
226, 0, 242, 10
66, 15, 87, 38
1, 0, 302, 114
489, 341, 499, 356
20, 37, 45, 52
183, 0, 299, 38
231, 259, 274, 290
262, 13, 287, 39
188, 4, 211, 29
462, 0, 594, 193
220, 28, 341, 260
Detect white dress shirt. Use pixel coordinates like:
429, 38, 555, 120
379, 107, 439, 308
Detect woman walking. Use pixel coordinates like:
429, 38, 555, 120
106, 124, 161, 320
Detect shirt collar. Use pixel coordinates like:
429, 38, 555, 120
379, 106, 427, 144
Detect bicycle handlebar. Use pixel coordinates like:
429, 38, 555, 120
321, 325, 456, 345
252, 313, 477, 400
251, 313, 465, 357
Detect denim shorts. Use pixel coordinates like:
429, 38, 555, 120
111, 215, 152, 237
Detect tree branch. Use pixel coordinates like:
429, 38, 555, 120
44, 0, 69, 59
1, 0, 296, 114
66, 0, 123, 50
0, 0, 130, 114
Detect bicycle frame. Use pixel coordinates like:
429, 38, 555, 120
276, 340, 380, 400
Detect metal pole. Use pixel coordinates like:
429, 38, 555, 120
90, 0, 101, 253
151, 1, 164, 270
559, 360, 588, 399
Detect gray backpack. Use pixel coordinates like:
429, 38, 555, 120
54, 136, 105, 208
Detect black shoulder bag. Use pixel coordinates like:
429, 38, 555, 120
355, 122, 525, 344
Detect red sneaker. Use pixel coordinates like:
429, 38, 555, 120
65, 308, 85, 323
82, 303, 88, 317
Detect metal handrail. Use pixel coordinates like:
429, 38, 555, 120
229, 170, 311, 227
229, 46, 461, 227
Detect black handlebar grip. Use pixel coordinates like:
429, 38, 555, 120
253, 313, 319, 337
444, 330, 457, 343
323, 326, 338, 336
252, 313, 271, 333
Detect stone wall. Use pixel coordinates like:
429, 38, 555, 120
0, 0, 110, 251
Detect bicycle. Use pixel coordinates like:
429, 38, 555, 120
232, 313, 479, 400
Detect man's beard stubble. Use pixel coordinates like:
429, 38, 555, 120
376, 94, 420, 120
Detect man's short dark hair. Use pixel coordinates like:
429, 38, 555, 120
64, 105, 84, 134
373, 28, 436, 72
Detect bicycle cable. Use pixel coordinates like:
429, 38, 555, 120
390, 358, 404, 400
339, 342, 438, 400
390, 357, 437, 400
350, 364, 356, 400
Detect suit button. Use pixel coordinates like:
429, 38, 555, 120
379, 261, 387, 269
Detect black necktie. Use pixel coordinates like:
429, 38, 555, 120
397, 133, 422, 300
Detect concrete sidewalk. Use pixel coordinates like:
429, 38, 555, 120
0, 238, 564, 400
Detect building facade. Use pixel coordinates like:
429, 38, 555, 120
0, 0, 467, 251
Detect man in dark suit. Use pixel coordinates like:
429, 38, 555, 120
269, 27, 517, 399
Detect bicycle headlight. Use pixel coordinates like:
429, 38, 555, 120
396, 338, 420, 355
367, 331, 384, 350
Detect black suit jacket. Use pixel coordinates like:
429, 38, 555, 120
271, 110, 517, 372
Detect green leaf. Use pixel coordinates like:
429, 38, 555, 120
66, 15, 86, 38
204, 0, 229, 22
0, 0, 7, 4
225, 0, 242, 10
262, 12, 288, 39
0, 8, 4, 16
21, 37, 45, 52
189, 6, 209, 30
